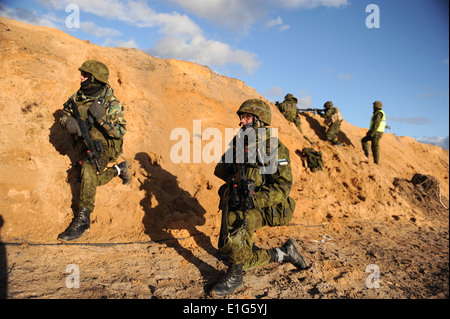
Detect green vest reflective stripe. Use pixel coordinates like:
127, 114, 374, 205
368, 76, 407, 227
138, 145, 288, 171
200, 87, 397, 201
370, 110, 386, 132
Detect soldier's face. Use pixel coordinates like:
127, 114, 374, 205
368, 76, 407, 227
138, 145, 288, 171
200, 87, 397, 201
240, 113, 254, 126
80, 71, 89, 83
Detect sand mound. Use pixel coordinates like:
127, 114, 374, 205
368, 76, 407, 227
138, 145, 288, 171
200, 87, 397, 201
0, 17, 448, 299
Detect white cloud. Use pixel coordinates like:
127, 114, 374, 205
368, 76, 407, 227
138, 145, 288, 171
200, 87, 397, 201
171, 0, 348, 31
266, 16, 283, 28
0, 5, 57, 28
265, 16, 290, 32
103, 38, 138, 49
36, 0, 261, 74
81, 21, 122, 38
169, 0, 266, 32
149, 35, 260, 74
264, 87, 285, 98
338, 74, 353, 80
25, 0, 349, 74
274, 0, 349, 9
278, 25, 291, 32
415, 136, 449, 150
297, 95, 313, 108
389, 117, 432, 125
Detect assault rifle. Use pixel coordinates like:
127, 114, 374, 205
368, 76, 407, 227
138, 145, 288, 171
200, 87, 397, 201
231, 163, 256, 228
228, 162, 256, 229
64, 97, 104, 175
298, 108, 326, 115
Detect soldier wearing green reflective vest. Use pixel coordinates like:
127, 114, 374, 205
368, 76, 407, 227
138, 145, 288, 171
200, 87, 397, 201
361, 101, 386, 164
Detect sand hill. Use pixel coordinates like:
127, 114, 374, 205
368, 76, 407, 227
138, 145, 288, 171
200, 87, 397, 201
0, 17, 448, 299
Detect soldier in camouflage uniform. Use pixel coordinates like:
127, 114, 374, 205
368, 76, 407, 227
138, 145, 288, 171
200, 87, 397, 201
277, 93, 302, 132
361, 101, 386, 165
318, 101, 344, 145
211, 99, 309, 297
58, 60, 131, 241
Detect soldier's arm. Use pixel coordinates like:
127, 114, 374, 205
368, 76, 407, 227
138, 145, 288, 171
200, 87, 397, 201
321, 108, 335, 118
98, 101, 127, 139
214, 141, 237, 182
59, 94, 76, 130
252, 142, 293, 208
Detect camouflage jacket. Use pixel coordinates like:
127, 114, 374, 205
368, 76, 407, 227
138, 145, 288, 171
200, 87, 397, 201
60, 85, 127, 159
214, 127, 293, 210
277, 98, 299, 123
321, 106, 343, 125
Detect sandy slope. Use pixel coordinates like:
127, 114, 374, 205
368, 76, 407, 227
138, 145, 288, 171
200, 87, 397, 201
0, 17, 448, 299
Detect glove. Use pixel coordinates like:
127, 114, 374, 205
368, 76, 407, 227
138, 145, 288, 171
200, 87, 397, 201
89, 98, 106, 121
65, 116, 81, 136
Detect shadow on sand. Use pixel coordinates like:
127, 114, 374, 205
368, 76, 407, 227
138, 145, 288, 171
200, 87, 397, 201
135, 152, 221, 292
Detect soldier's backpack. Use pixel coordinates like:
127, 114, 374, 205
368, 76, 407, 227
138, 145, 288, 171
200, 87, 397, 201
302, 148, 323, 172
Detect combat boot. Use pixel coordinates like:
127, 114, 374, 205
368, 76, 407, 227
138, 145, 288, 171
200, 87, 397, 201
211, 263, 243, 297
270, 238, 309, 270
114, 161, 132, 185
57, 207, 91, 241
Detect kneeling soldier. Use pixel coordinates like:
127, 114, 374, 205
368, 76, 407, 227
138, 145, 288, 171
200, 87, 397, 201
212, 99, 309, 297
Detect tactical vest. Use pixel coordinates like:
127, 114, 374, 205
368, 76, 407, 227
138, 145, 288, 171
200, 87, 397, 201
72, 87, 124, 161
325, 107, 343, 125
370, 110, 386, 132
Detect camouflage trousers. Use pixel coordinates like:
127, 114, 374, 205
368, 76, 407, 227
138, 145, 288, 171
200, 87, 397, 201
361, 132, 383, 164
79, 151, 117, 211
326, 121, 341, 143
293, 116, 302, 133
220, 200, 294, 271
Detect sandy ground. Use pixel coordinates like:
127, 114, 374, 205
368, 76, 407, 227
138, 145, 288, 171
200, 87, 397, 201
0, 17, 448, 301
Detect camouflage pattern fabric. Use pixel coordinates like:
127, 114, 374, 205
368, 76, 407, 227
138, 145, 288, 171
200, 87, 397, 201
320, 107, 342, 144
277, 95, 302, 133
362, 131, 383, 164
214, 128, 295, 270
79, 151, 117, 211
326, 121, 341, 143
78, 60, 109, 84
60, 84, 127, 210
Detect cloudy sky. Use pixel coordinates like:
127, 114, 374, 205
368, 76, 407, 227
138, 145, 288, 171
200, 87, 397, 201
1, 0, 448, 149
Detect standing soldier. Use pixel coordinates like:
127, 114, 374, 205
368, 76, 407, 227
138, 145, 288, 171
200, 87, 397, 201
361, 101, 386, 165
212, 99, 309, 297
318, 101, 344, 145
58, 60, 131, 241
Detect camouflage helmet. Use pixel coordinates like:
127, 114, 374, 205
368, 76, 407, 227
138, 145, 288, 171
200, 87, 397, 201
78, 60, 109, 84
284, 93, 298, 103
324, 101, 333, 109
373, 101, 383, 109
237, 99, 272, 126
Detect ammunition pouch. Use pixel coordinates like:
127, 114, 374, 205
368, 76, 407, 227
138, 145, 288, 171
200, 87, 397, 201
265, 196, 296, 226
219, 228, 245, 253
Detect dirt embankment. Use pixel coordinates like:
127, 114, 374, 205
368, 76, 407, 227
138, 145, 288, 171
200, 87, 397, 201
0, 17, 448, 299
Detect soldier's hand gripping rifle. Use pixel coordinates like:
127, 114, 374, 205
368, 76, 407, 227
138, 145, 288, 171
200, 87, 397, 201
229, 162, 256, 229
64, 97, 104, 175
298, 108, 326, 115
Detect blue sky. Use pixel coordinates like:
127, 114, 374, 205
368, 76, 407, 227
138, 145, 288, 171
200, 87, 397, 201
1, 0, 448, 148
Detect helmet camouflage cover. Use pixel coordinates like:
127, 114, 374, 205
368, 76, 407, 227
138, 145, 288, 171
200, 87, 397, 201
237, 99, 272, 126
324, 101, 333, 109
373, 101, 383, 109
78, 60, 109, 84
